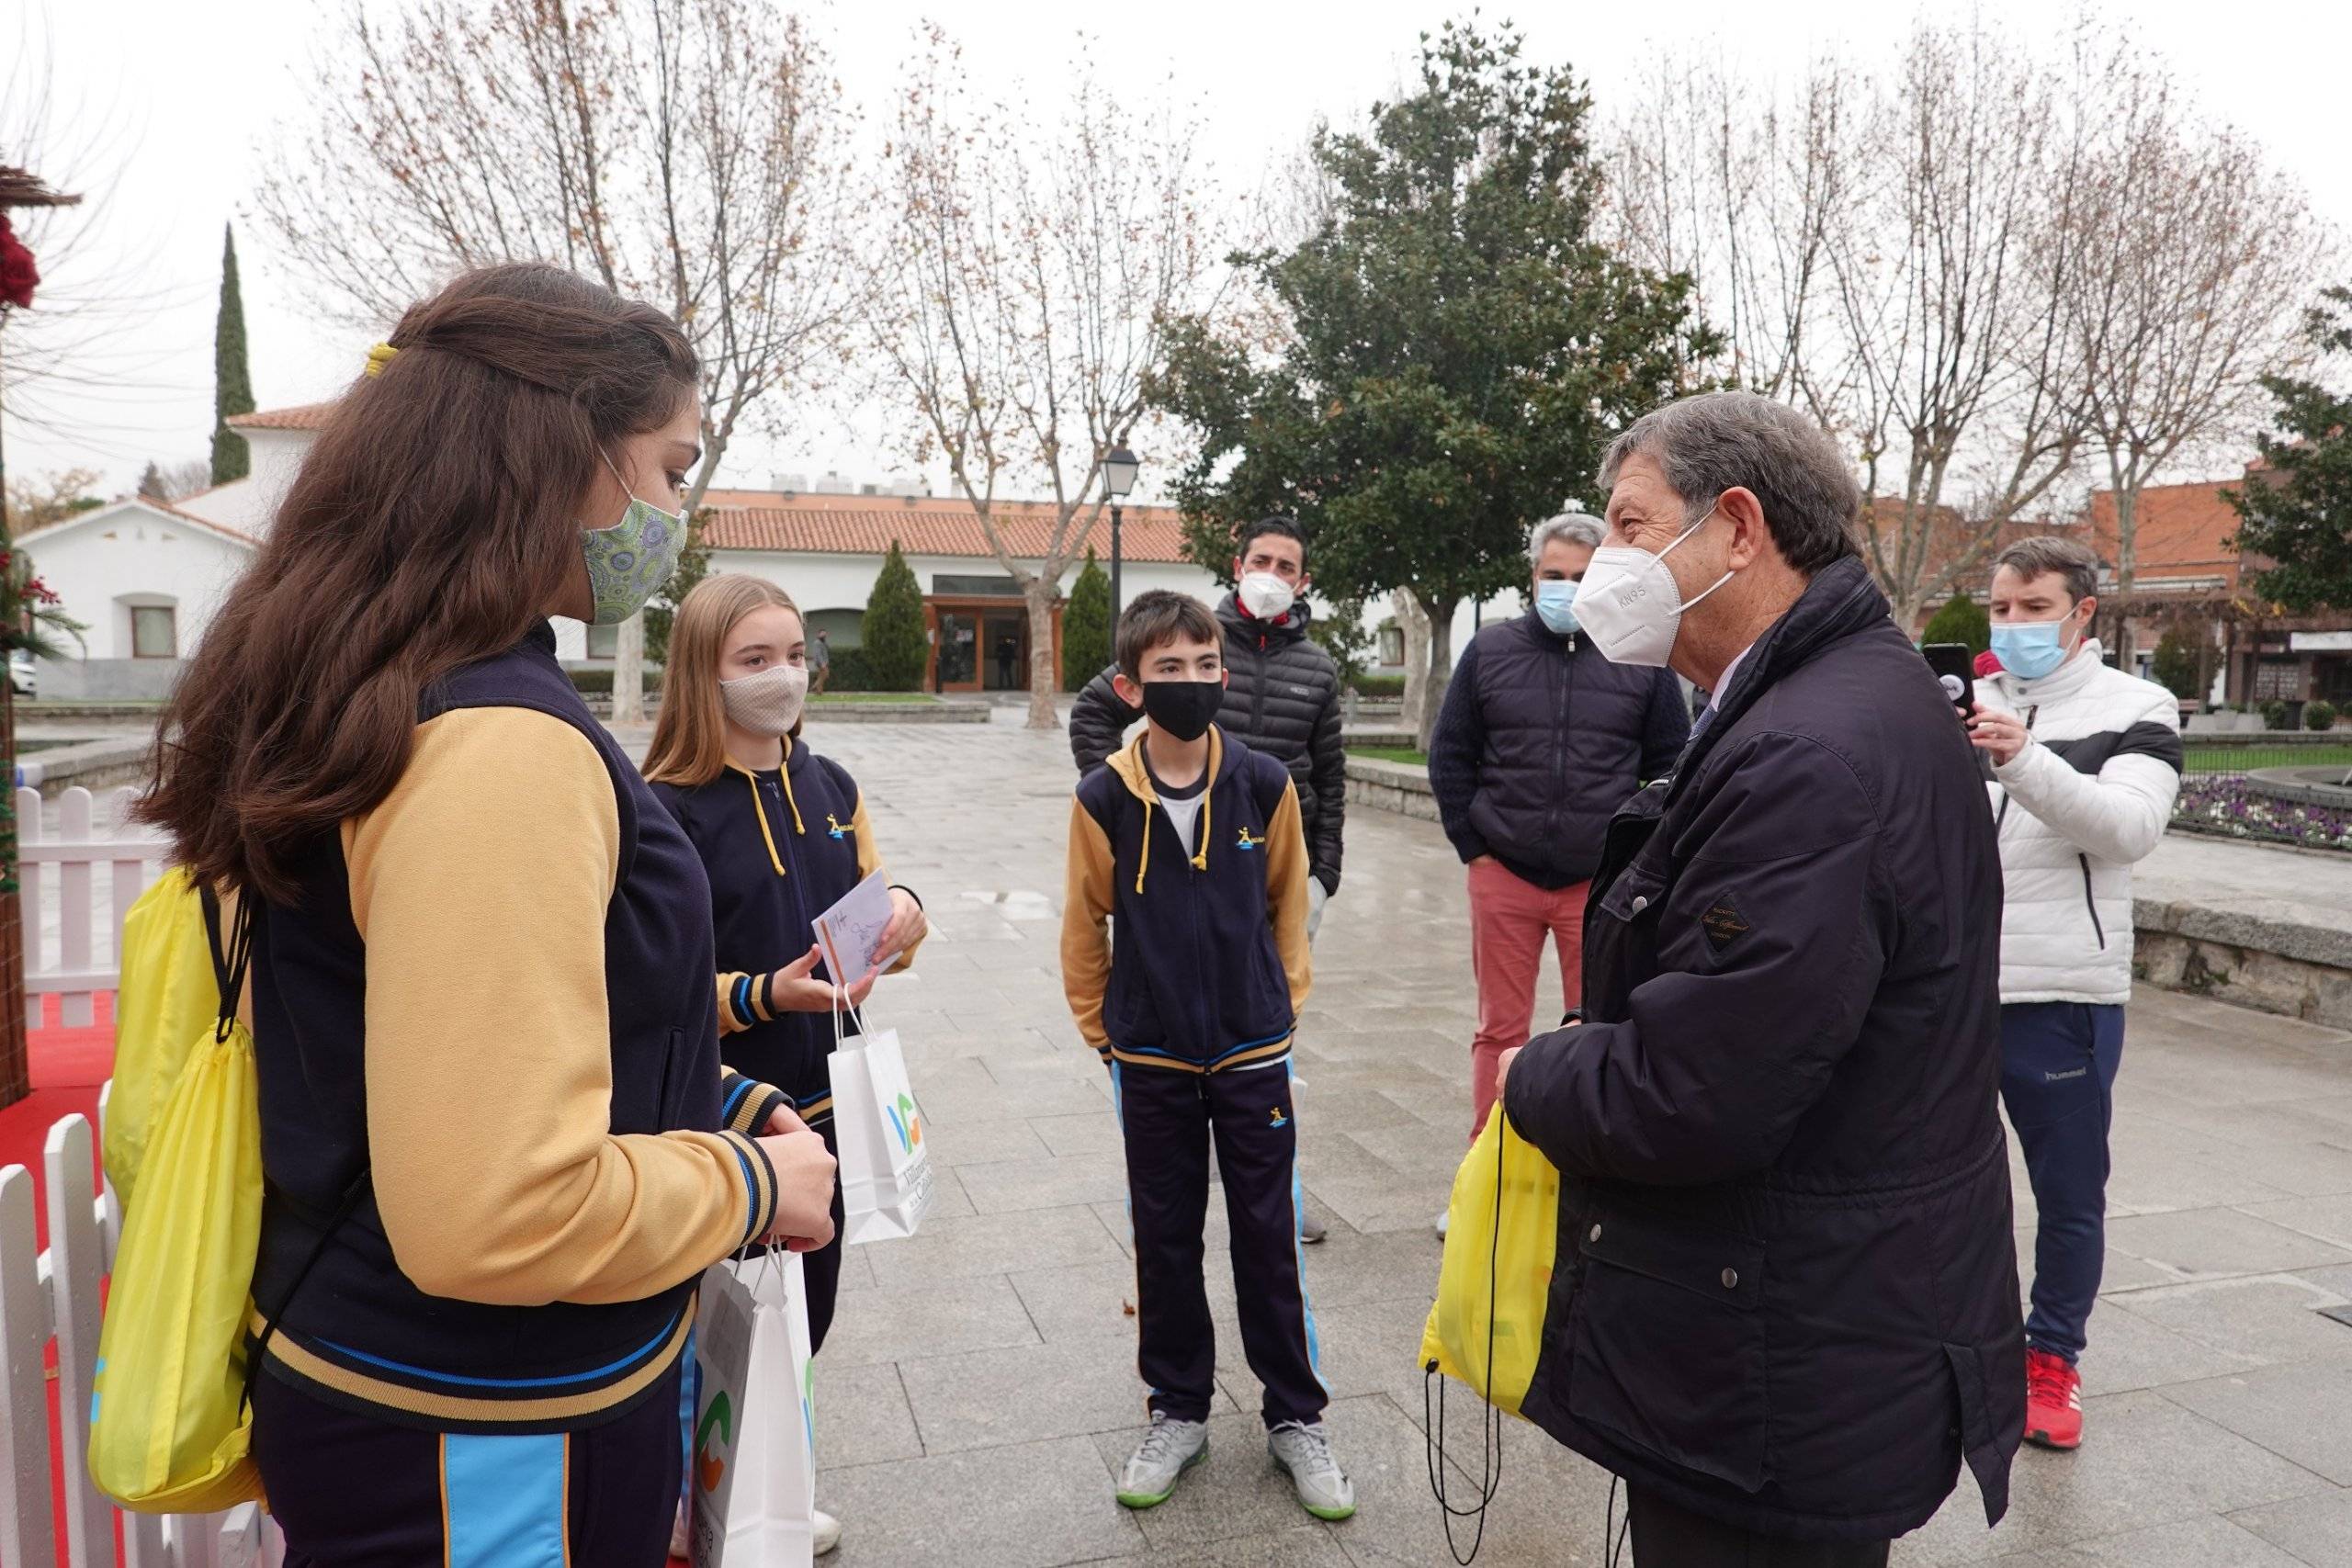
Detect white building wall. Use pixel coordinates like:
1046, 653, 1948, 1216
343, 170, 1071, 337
19, 502, 254, 698
175, 427, 310, 536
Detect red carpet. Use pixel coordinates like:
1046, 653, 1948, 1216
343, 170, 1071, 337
0, 993, 119, 1568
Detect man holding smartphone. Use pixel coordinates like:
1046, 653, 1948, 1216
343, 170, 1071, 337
1970, 536, 2182, 1453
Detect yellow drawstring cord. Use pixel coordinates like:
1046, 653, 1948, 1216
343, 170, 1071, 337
776, 744, 807, 836
1129, 731, 1216, 890
739, 767, 786, 875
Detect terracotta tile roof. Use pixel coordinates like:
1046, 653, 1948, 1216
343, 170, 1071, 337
699, 495, 1193, 563
228, 402, 338, 432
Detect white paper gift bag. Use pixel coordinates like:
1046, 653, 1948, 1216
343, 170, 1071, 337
691, 1252, 817, 1567
827, 992, 935, 1245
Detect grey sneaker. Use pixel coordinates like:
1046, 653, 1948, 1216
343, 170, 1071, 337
1116, 1413, 1208, 1508
1301, 1213, 1328, 1245
1269, 1420, 1356, 1520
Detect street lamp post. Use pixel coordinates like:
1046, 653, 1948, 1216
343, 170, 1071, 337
1100, 445, 1138, 623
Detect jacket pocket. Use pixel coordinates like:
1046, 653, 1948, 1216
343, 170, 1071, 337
1594, 858, 1669, 927
1566, 1200, 1769, 1492
653, 1027, 690, 1131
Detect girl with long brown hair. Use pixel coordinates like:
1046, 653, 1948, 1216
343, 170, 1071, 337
136, 263, 837, 1563
642, 573, 928, 1556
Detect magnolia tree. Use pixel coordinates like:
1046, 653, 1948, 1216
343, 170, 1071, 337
259, 0, 865, 718
862, 29, 1220, 729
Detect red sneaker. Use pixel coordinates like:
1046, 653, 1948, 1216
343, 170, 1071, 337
2024, 1348, 2082, 1450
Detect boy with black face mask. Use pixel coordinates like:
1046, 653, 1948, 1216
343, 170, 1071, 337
1061, 590, 1351, 1520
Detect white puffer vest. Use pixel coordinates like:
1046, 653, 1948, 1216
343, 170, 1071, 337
1975, 640, 2183, 1006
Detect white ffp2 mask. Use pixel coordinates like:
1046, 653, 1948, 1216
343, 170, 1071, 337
1573, 510, 1735, 668
1238, 571, 1296, 622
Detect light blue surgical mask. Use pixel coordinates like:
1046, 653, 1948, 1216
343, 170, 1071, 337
1534, 580, 1581, 637
1989, 614, 2076, 681
582, 454, 687, 626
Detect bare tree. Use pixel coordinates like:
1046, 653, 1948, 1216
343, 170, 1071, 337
2057, 54, 2324, 660
863, 29, 1219, 729
258, 0, 865, 718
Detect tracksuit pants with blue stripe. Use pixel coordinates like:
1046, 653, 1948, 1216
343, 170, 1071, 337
2000, 1000, 2127, 1365
1114, 1057, 1327, 1428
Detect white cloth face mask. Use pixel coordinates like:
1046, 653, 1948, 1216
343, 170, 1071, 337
719, 663, 809, 736
1572, 508, 1735, 668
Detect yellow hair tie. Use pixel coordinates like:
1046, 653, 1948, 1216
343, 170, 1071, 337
363, 342, 400, 378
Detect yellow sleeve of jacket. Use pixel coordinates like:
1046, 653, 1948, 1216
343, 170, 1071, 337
1059, 795, 1116, 1059
345, 707, 776, 1309
850, 790, 923, 975
1262, 778, 1314, 1021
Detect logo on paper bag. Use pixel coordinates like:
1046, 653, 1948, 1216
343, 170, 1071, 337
886, 1090, 924, 1155
694, 1391, 733, 1494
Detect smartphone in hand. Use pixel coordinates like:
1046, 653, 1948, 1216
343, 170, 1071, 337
1921, 643, 1974, 716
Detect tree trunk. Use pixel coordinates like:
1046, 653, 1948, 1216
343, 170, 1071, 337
1393, 589, 1430, 740
1023, 578, 1061, 730
1415, 593, 1459, 754
611, 612, 646, 725
2111, 488, 2138, 671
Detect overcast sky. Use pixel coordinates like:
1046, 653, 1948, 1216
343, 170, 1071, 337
8, 0, 2352, 501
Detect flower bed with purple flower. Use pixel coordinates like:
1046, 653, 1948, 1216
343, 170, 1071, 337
2175, 775, 2352, 852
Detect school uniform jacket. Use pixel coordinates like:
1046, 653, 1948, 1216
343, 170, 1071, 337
249, 622, 789, 1433
650, 739, 919, 1126
1060, 728, 1313, 1072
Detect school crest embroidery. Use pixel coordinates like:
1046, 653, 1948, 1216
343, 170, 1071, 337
825, 814, 847, 840
1235, 826, 1264, 851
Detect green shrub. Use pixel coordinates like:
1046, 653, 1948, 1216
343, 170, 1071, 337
568, 667, 661, 696
862, 541, 928, 691
1061, 547, 1111, 691
2149, 629, 2200, 701
1307, 594, 1375, 685
1349, 674, 1407, 698
2307, 699, 2340, 732
2262, 698, 2293, 730
643, 511, 712, 667
823, 647, 877, 694
1920, 592, 1991, 657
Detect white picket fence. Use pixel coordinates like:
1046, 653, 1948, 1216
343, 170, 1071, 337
17, 787, 169, 1032
0, 1097, 280, 1568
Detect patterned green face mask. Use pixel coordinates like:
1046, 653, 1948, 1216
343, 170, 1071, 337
582, 454, 687, 626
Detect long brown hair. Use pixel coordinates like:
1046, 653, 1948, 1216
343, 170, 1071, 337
138, 263, 699, 901
642, 574, 804, 788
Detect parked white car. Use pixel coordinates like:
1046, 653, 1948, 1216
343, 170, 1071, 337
9, 650, 34, 700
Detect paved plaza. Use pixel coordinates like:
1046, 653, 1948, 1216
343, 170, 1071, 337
680, 715, 2352, 1568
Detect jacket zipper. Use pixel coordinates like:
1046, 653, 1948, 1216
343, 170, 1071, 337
768, 774, 814, 976
1549, 632, 1574, 845
2079, 853, 2106, 950
1993, 704, 2039, 833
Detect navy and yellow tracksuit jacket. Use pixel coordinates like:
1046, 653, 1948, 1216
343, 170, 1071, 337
1060, 726, 1313, 1072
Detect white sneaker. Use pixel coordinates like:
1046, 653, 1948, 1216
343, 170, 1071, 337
1435, 1208, 1450, 1240
669, 1499, 691, 1559
1268, 1420, 1356, 1520
1115, 1412, 1209, 1508
813, 1508, 842, 1556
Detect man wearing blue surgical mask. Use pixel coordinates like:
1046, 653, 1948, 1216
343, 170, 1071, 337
1971, 537, 2182, 1456
1426, 511, 1689, 1235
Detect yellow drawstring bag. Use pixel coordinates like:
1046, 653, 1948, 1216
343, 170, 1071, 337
103, 869, 222, 1204
90, 892, 267, 1513
1419, 1109, 1562, 1416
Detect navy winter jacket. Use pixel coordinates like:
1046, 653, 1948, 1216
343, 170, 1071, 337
1503, 558, 2023, 1542
1428, 611, 1690, 888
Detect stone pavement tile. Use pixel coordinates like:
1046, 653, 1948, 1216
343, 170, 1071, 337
1300, 1173, 1451, 1236
2103, 1135, 2294, 1215
815, 1434, 1147, 1568
1031, 1108, 1127, 1158
2101, 1207, 2352, 1280
1010, 1258, 1154, 1342
898, 1329, 1234, 1454
865, 1203, 1128, 1287
2233, 1484, 2352, 1566
1213, 1295, 1432, 1413
1901, 1390, 2331, 1562
816, 1359, 925, 1469
831, 1239, 878, 1296
2111, 1277, 2352, 1369
1329, 1393, 1620, 1567
916, 1114, 1054, 1168
2086, 1246, 2182, 1295
959, 1152, 1136, 1214
821, 1270, 1042, 1368
1294, 1229, 1443, 1312
2051, 1514, 2310, 1566
899, 1026, 1061, 1066
2073, 1298, 2262, 1396
1340, 1126, 1469, 1182
2123, 987, 2351, 1054
2123, 1043, 2352, 1117
1069, 1525, 1351, 1567
2241, 1193, 2352, 1255
987, 1048, 1113, 1092
917, 1070, 1112, 1126
2162, 1359, 2352, 1485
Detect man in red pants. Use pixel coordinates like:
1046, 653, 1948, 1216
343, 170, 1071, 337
1425, 510, 1690, 1235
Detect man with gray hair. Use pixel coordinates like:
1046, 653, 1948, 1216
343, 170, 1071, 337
1492, 391, 2021, 1563
1427, 507, 1688, 1227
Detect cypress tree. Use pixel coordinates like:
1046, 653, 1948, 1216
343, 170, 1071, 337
1060, 547, 1111, 691
863, 541, 929, 691
210, 224, 255, 485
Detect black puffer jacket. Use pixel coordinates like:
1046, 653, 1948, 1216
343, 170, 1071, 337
1504, 558, 2022, 1543
1069, 595, 1346, 893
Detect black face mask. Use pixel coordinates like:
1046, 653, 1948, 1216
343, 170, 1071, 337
1138, 679, 1223, 742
